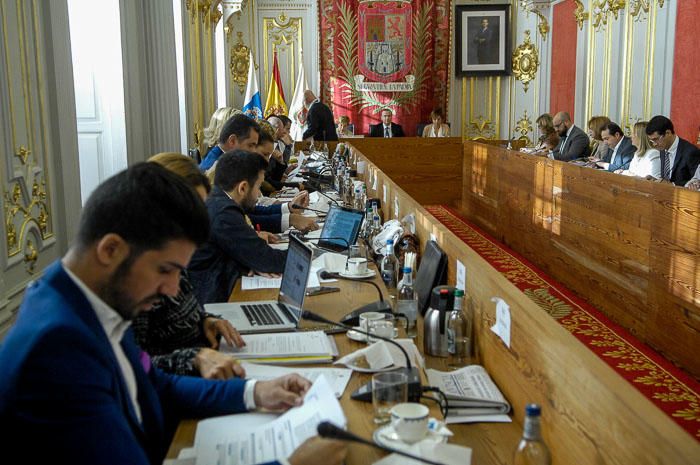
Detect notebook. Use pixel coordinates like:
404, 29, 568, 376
316, 204, 364, 252
203, 234, 312, 334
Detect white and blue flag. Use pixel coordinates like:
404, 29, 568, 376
242, 51, 263, 119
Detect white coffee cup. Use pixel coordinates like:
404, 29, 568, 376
390, 402, 430, 443
359, 311, 386, 334
368, 319, 397, 342
347, 257, 368, 275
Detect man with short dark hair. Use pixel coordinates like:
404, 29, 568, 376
188, 150, 288, 304
551, 111, 591, 161
369, 108, 405, 137
301, 90, 338, 141
0, 163, 345, 465
599, 122, 636, 172
200, 114, 261, 171
645, 115, 700, 185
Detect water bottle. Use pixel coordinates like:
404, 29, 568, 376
397, 267, 418, 338
447, 289, 470, 367
380, 239, 399, 305
322, 140, 329, 157
514, 404, 551, 465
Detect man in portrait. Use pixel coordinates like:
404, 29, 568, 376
473, 18, 496, 64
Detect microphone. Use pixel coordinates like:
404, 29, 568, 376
317, 422, 445, 465
291, 204, 328, 215
304, 181, 341, 206
319, 270, 392, 325
302, 311, 422, 403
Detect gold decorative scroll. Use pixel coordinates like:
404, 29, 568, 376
263, 13, 302, 96
4, 176, 51, 258
512, 30, 539, 92
230, 31, 250, 94
630, 0, 665, 20
532, 9, 549, 39
592, 0, 626, 31
515, 110, 533, 145
573, 0, 589, 30
462, 76, 501, 140
15, 145, 30, 164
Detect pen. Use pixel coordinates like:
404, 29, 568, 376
256, 224, 261, 232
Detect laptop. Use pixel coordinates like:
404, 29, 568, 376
316, 205, 365, 252
203, 234, 313, 334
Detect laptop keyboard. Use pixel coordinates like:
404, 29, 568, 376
241, 303, 296, 326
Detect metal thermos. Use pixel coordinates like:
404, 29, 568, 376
423, 286, 455, 357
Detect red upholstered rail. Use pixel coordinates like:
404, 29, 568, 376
425, 204, 700, 441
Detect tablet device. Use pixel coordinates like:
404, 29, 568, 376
316, 205, 364, 252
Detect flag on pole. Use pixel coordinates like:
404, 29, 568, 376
242, 51, 263, 120
264, 51, 288, 117
289, 55, 309, 141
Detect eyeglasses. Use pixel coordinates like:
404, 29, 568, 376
648, 133, 665, 146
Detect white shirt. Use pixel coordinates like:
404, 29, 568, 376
383, 124, 392, 138
256, 195, 292, 230
622, 149, 661, 178
610, 137, 624, 166
63, 264, 259, 420
666, 135, 680, 173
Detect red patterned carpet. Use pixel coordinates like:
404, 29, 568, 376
425, 205, 700, 440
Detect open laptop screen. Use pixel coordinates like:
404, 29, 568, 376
278, 234, 313, 311
317, 205, 364, 252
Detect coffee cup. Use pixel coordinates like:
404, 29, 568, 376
368, 319, 397, 342
390, 402, 430, 443
347, 257, 368, 275
359, 311, 386, 334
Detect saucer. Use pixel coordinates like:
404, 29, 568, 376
373, 423, 447, 450
338, 269, 376, 279
346, 326, 368, 342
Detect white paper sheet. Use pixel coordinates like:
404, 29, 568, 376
221, 331, 334, 358
195, 376, 346, 465
241, 363, 352, 398
241, 275, 282, 290
490, 297, 511, 348
334, 339, 423, 372
373, 443, 473, 465
456, 260, 466, 293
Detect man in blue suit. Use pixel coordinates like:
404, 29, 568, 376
0, 163, 345, 465
600, 122, 636, 172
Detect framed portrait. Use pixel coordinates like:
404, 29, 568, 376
455, 4, 511, 76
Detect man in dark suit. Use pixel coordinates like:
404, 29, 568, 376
0, 163, 345, 465
646, 115, 700, 186
302, 90, 338, 141
552, 111, 591, 161
369, 108, 405, 137
473, 18, 496, 64
188, 151, 288, 304
600, 122, 636, 172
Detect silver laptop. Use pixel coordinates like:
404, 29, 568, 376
203, 235, 313, 334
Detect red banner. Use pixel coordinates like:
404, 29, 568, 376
319, 0, 451, 136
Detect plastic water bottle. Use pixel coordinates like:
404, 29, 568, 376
447, 289, 471, 367
380, 239, 399, 305
397, 267, 418, 338
514, 404, 551, 465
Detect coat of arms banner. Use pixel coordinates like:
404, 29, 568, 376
319, 0, 451, 136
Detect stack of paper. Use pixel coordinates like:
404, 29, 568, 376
220, 331, 337, 365
241, 363, 352, 398
334, 339, 424, 373
194, 376, 346, 465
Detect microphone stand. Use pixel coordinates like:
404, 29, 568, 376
302, 310, 422, 402
291, 204, 328, 215
317, 422, 445, 465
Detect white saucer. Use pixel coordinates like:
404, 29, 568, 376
373, 423, 448, 450
346, 326, 368, 342
338, 269, 376, 279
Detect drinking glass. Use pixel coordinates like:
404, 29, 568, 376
372, 371, 408, 424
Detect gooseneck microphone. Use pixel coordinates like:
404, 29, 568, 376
319, 270, 384, 302
291, 204, 328, 215
317, 422, 445, 465
318, 270, 391, 326
302, 310, 422, 403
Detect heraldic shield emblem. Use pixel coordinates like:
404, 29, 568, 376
358, 1, 413, 84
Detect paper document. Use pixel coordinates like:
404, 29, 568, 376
425, 365, 511, 424
490, 297, 511, 348
374, 443, 472, 465
221, 331, 334, 359
195, 376, 346, 465
241, 362, 352, 398
335, 339, 423, 373
241, 275, 282, 290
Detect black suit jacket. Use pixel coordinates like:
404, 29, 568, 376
553, 125, 591, 161
302, 100, 338, 141
369, 122, 405, 138
664, 137, 700, 186
607, 136, 636, 172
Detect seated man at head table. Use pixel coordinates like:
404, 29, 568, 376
369, 108, 405, 138
0, 163, 346, 465
551, 111, 592, 161
187, 150, 289, 305
645, 114, 700, 186
597, 122, 636, 172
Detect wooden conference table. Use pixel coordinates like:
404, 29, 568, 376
166, 265, 521, 464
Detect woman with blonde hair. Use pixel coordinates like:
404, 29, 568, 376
587, 115, 611, 161
133, 152, 246, 380
203, 107, 242, 149
422, 108, 450, 137
621, 121, 661, 178
534, 113, 555, 150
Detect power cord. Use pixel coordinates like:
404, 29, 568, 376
421, 386, 449, 419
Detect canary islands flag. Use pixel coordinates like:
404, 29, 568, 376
264, 51, 288, 117
242, 51, 263, 119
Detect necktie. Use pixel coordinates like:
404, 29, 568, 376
384, 126, 390, 138
560, 135, 568, 157
662, 150, 671, 180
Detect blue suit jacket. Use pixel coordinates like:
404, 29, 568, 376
607, 136, 636, 172
200, 145, 223, 171
250, 203, 283, 233
0, 261, 278, 465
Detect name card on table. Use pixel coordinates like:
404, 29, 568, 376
490, 297, 511, 348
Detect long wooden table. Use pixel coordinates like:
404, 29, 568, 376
166, 264, 522, 464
